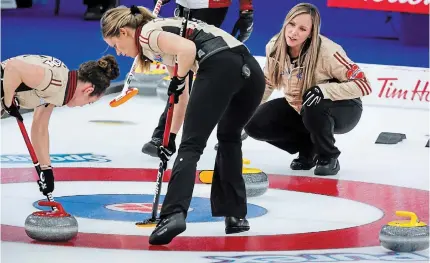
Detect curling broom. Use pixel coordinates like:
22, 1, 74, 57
16, 115, 57, 211
109, 0, 164, 108
135, 6, 191, 228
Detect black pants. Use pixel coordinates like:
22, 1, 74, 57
151, 5, 229, 141
159, 46, 265, 218
245, 98, 363, 160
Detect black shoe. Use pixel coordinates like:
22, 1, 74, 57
225, 216, 250, 234
314, 158, 340, 176
149, 212, 186, 245
142, 138, 162, 157
290, 154, 317, 170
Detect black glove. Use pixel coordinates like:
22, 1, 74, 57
168, 76, 186, 104
2, 97, 23, 121
231, 10, 254, 42
167, 132, 177, 155
157, 133, 177, 163
302, 86, 324, 107
37, 167, 55, 196
158, 145, 173, 164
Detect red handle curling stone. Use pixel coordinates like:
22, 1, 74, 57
32, 201, 70, 217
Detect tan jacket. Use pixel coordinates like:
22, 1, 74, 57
138, 17, 242, 67
262, 35, 372, 112
1, 55, 73, 109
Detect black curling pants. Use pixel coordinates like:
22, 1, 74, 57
245, 98, 363, 160
151, 5, 229, 141
159, 46, 266, 218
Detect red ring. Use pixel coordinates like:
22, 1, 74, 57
1, 167, 428, 251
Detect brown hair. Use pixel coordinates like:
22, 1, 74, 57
101, 5, 156, 72
267, 3, 321, 93
78, 54, 120, 96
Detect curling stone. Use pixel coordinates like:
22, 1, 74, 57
199, 158, 269, 198
130, 62, 168, 96
25, 201, 78, 242
156, 75, 170, 102
379, 211, 429, 252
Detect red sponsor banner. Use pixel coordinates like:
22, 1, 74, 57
377, 77, 429, 102
327, 0, 429, 14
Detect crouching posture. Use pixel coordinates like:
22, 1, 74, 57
245, 3, 372, 176
1, 54, 120, 195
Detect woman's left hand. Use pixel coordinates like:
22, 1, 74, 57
168, 76, 186, 104
302, 86, 324, 107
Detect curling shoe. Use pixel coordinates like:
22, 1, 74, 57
142, 138, 161, 157
314, 158, 340, 176
149, 212, 186, 245
225, 216, 250, 234
290, 153, 317, 170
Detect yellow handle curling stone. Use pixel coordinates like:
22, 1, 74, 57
379, 211, 429, 252
199, 158, 269, 198
131, 61, 169, 98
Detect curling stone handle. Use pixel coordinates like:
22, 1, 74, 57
38, 201, 65, 213
396, 211, 418, 223
387, 210, 427, 227
243, 158, 251, 165
46, 192, 58, 211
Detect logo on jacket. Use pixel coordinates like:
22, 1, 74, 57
153, 54, 163, 63
346, 64, 364, 80
297, 69, 303, 80
174, 7, 180, 17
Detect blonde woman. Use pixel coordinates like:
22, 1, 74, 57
100, 5, 265, 245
1, 54, 120, 196
245, 3, 372, 176
142, 0, 255, 157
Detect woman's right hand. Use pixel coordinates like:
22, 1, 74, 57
2, 97, 23, 121
37, 166, 55, 196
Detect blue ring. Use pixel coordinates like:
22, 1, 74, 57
33, 194, 267, 223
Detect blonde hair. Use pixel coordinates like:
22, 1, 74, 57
100, 5, 156, 72
267, 3, 321, 93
